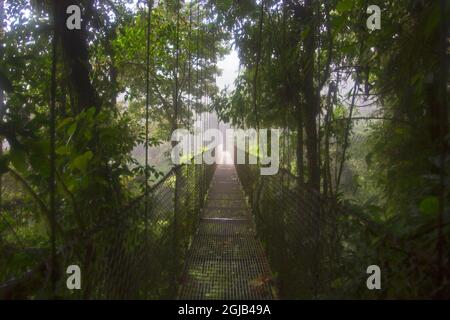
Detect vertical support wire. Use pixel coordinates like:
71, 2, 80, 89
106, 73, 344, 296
172, 0, 181, 297
211, 7, 217, 167
196, 0, 202, 208
144, 0, 153, 235
253, 0, 264, 161
0, 0, 4, 216
187, 1, 193, 217
49, 0, 58, 298
174, 0, 180, 130
201, 7, 206, 199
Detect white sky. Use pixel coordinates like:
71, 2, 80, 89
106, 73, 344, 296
216, 46, 240, 92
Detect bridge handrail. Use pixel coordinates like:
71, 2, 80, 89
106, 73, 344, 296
234, 161, 371, 298
0, 159, 216, 299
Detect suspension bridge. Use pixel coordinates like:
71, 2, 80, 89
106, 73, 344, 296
0, 146, 347, 300
178, 164, 275, 300
0, 0, 351, 300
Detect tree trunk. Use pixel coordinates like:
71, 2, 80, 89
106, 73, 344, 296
55, 0, 99, 114
426, 0, 449, 296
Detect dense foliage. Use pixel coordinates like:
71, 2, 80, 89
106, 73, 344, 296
212, 0, 449, 298
0, 0, 448, 299
0, 0, 224, 297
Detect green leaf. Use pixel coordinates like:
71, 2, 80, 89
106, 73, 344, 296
423, 5, 440, 37
419, 196, 439, 216
86, 107, 96, 119
365, 152, 373, 166
70, 151, 93, 173
9, 148, 28, 173
67, 122, 77, 137
0, 155, 10, 174
300, 27, 310, 41
56, 145, 71, 155
0, 69, 13, 92
57, 117, 74, 130
336, 0, 353, 13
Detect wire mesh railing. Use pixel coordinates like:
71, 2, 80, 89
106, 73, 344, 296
235, 162, 344, 299
178, 165, 276, 300
0, 161, 216, 299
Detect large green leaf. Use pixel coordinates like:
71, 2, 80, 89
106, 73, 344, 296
9, 148, 28, 173
335, 0, 353, 13
419, 196, 439, 216
0, 155, 10, 175
70, 151, 94, 173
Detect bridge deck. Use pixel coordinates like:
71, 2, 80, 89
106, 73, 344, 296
178, 165, 275, 300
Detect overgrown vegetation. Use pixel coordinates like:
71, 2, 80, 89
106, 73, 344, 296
0, 0, 448, 299
213, 0, 449, 298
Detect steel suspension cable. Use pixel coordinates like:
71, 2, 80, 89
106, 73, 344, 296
211, 6, 218, 157
196, 1, 200, 162
253, 0, 265, 160
171, 0, 181, 296
174, 0, 181, 130
187, 1, 194, 211
187, 2, 192, 147
201, 8, 206, 195
0, 0, 4, 215
144, 0, 153, 233
49, 0, 58, 297
195, 0, 201, 212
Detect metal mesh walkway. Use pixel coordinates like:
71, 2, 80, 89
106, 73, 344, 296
178, 165, 276, 300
